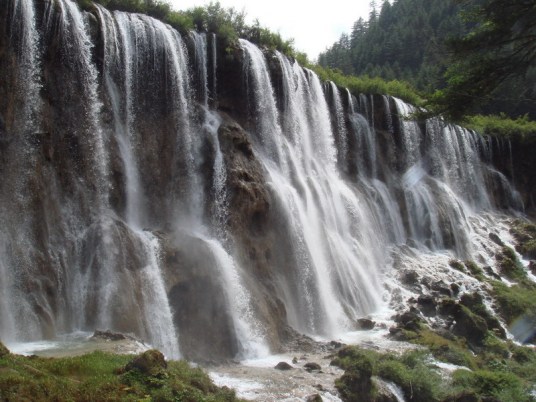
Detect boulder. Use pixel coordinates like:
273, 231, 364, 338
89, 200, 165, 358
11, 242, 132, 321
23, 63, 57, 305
489, 232, 504, 246
125, 350, 167, 376
274, 361, 293, 370
452, 305, 488, 346
306, 394, 322, 402
356, 318, 376, 330
304, 362, 322, 372
91, 329, 131, 342
417, 294, 437, 316
530, 260, 536, 275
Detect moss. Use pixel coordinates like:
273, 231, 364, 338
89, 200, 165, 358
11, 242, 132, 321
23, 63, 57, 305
0, 351, 239, 402
496, 246, 526, 281
449, 259, 465, 272
464, 260, 485, 280
490, 280, 536, 325
451, 369, 529, 402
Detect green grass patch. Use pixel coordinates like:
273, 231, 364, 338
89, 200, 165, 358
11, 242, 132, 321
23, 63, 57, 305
490, 280, 536, 325
0, 348, 239, 402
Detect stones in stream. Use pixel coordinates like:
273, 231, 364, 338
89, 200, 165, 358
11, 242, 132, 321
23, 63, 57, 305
274, 361, 293, 370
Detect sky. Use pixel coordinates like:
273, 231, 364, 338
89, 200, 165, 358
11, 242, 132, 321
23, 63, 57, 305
169, 0, 371, 61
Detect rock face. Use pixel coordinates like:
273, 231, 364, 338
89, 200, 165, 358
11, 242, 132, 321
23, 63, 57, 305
0, 0, 531, 363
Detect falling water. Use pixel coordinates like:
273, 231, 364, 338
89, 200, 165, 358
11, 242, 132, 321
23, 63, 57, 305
248, 41, 385, 337
0, 0, 526, 363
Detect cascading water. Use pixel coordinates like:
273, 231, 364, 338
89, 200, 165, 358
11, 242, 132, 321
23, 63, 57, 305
0, 0, 527, 363
243, 44, 385, 337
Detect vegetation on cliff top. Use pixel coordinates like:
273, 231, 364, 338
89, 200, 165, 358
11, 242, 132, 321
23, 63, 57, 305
0, 347, 240, 401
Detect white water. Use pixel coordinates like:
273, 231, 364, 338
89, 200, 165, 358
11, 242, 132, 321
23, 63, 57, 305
245, 42, 385, 338
1, 0, 529, 372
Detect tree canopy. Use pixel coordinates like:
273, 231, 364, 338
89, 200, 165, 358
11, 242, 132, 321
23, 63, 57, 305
430, 0, 536, 120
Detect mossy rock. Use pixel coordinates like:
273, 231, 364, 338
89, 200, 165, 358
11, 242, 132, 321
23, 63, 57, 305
124, 349, 167, 376
0, 341, 9, 357
496, 246, 526, 281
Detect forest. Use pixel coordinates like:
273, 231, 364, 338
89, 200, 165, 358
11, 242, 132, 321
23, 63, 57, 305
319, 0, 536, 124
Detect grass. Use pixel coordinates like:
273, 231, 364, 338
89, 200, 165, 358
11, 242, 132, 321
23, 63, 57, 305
0, 348, 240, 402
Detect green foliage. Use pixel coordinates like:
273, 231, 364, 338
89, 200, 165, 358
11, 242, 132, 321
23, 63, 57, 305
309, 64, 423, 106
496, 246, 526, 281
333, 347, 445, 402
452, 369, 528, 402
430, 0, 536, 120
465, 114, 536, 141
0, 350, 239, 402
318, 0, 465, 92
490, 280, 536, 325
464, 260, 485, 280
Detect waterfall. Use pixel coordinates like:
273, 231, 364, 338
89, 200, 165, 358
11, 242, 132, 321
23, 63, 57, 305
0, 0, 525, 361
246, 42, 385, 336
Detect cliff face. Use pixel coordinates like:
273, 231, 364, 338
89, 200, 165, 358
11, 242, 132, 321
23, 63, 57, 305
0, 0, 532, 362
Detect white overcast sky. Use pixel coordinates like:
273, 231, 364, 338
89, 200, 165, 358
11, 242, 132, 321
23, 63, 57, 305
169, 0, 371, 61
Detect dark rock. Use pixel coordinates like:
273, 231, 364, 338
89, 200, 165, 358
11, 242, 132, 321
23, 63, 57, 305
395, 310, 422, 331
306, 394, 322, 402
0, 341, 9, 357
483, 266, 501, 280
452, 305, 488, 346
372, 377, 400, 402
335, 352, 374, 401
292, 357, 298, 364
313, 384, 324, 391
431, 280, 452, 296
274, 361, 293, 370
450, 283, 461, 295
329, 340, 344, 349
304, 362, 322, 372
356, 318, 376, 330
91, 329, 131, 341
400, 270, 419, 286
529, 260, 536, 275
489, 232, 504, 246
417, 294, 437, 316
125, 350, 167, 375
162, 231, 240, 363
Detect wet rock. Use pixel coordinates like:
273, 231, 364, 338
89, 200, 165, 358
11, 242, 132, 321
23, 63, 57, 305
91, 329, 132, 342
313, 384, 324, 391
335, 352, 373, 401
400, 270, 419, 286
484, 266, 501, 280
395, 310, 422, 332
529, 260, 536, 275
431, 280, 452, 297
0, 341, 9, 357
372, 377, 401, 402
450, 283, 461, 295
304, 362, 322, 372
452, 305, 488, 346
489, 232, 504, 246
417, 294, 437, 316
306, 394, 322, 402
274, 361, 293, 370
292, 357, 298, 364
162, 231, 240, 362
125, 349, 167, 375
329, 340, 344, 349
356, 318, 376, 330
